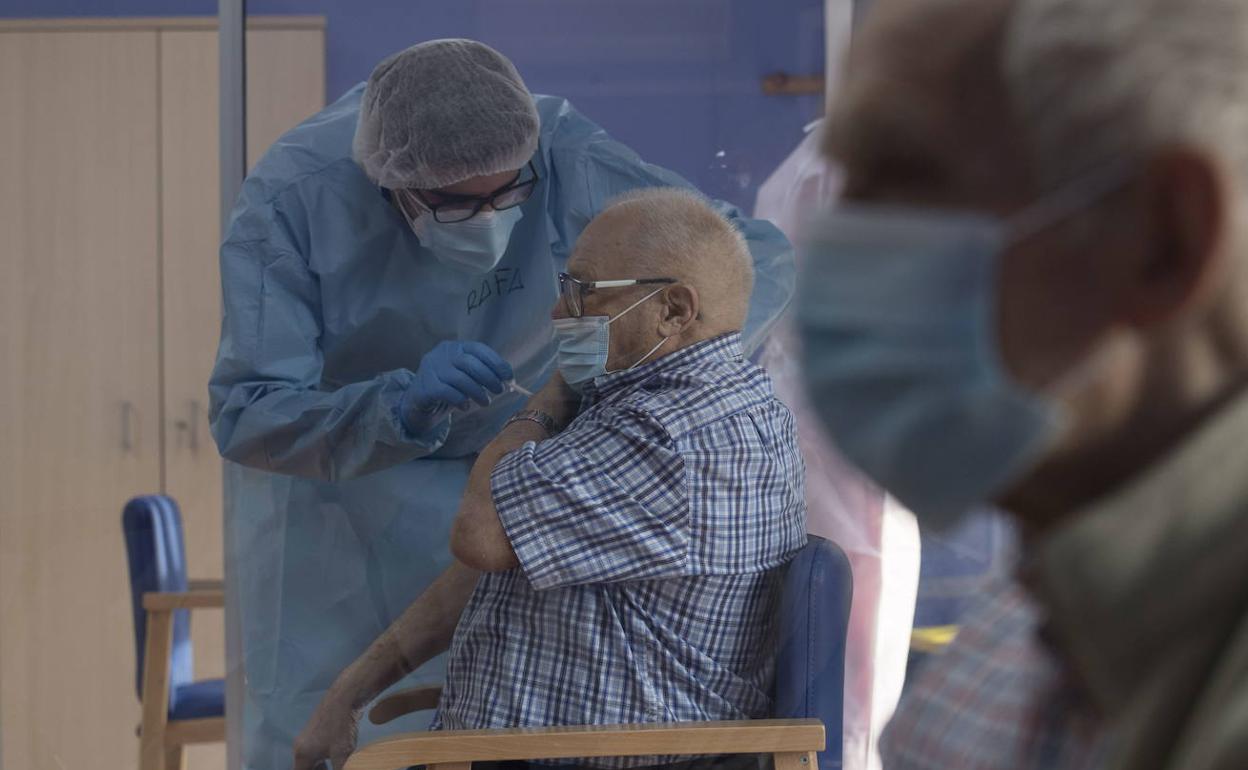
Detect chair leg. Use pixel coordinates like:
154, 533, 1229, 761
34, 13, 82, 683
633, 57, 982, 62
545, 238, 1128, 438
140, 609, 176, 770
139, 724, 165, 770
772, 752, 817, 770
165, 743, 187, 770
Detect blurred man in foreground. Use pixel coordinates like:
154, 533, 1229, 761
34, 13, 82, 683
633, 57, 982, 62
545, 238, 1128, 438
797, 0, 1248, 768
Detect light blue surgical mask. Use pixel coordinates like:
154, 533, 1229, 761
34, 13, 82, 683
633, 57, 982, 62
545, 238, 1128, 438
409, 206, 524, 273
797, 164, 1129, 529
552, 288, 669, 391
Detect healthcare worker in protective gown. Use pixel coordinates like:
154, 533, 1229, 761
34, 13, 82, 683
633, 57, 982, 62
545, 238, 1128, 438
209, 39, 795, 770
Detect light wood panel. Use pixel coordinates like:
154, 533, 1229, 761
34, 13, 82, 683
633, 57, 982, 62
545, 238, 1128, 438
158, 26, 324, 770
246, 29, 327, 162
0, 28, 163, 770
0, 19, 323, 770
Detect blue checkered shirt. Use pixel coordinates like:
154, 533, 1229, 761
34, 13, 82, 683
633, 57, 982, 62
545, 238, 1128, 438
880, 579, 1109, 770
433, 333, 808, 767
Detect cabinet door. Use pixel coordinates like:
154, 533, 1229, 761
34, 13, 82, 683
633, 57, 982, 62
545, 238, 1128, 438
0, 29, 162, 770
159, 26, 324, 770
160, 26, 325, 564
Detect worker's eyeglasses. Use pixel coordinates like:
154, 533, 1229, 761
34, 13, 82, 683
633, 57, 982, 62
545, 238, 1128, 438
558, 272, 676, 318
395, 161, 540, 224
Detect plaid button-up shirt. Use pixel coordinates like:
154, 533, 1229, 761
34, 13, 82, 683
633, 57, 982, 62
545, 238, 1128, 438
880, 579, 1108, 770
433, 333, 808, 767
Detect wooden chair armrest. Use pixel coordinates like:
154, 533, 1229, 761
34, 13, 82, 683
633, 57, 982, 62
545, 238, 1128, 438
187, 578, 225, 591
344, 718, 825, 770
143, 589, 224, 610
369, 685, 445, 725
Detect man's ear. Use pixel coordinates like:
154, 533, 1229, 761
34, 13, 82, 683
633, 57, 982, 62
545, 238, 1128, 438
1118, 147, 1227, 330
657, 285, 699, 337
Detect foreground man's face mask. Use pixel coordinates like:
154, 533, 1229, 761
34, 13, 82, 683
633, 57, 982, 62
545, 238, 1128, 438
797, 164, 1129, 529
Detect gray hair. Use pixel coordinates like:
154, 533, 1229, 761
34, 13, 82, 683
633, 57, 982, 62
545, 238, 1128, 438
588, 187, 755, 326
1005, 0, 1248, 187
604, 187, 753, 284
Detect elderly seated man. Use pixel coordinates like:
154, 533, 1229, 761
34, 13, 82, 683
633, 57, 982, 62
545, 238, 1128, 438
292, 187, 809, 770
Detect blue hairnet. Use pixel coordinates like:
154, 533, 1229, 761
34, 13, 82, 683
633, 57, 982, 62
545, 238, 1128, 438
352, 39, 541, 190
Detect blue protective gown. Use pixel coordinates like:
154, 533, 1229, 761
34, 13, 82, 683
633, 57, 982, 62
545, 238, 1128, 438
209, 84, 795, 770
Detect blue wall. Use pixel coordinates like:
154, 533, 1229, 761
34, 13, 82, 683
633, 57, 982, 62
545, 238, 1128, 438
0, 0, 824, 208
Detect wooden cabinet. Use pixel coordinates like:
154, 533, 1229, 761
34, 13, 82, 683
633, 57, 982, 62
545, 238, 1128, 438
0, 27, 164, 770
0, 17, 325, 770
160, 33, 325, 770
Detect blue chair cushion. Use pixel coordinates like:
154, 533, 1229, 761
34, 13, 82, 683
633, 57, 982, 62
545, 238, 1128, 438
170, 678, 226, 721
774, 535, 852, 770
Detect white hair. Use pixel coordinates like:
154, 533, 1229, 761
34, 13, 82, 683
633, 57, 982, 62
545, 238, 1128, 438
1005, 0, 1248, 187
606, 187, 752, 272
607, 187, 753, 291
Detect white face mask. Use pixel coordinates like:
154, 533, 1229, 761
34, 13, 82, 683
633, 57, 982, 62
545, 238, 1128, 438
796, 163, 1131, 530
551, 288, 669, 391
398, 193, 524, 273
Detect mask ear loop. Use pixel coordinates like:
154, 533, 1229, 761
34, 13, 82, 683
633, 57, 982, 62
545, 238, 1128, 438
393, 188, 430, 230
622, 335, 671, 371
1004, 159, 1135, 244
601, 286, 674, 373
606, 287, 667, 325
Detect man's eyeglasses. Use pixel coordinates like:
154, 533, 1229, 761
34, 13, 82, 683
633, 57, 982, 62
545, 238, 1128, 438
395, 160, 540, 224
558, 272, 676, 318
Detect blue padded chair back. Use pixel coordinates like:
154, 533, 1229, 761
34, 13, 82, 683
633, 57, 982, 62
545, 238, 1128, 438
914, 509, 1018, 629
122, 495, 194, 712
775, 535, 852, 770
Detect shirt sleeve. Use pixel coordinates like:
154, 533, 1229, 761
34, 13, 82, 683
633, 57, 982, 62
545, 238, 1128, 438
490, 407, 690, 590
208, 184, 451, 481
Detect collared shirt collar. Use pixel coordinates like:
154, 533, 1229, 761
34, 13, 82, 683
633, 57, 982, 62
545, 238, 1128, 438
581, 333, 745, 403
1029, 389, 1248, 721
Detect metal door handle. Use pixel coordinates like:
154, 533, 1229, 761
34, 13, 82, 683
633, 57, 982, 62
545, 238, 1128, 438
174, 399, 202, 452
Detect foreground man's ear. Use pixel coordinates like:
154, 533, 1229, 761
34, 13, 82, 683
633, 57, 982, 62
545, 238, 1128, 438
1119, 146, 1227, 330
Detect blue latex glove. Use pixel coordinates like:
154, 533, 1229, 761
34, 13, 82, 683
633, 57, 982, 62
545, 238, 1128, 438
401, 342, 514, 429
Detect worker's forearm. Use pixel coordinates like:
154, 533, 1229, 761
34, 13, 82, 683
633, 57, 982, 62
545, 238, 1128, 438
327, 561, 480, 710
209, 375, 450, 481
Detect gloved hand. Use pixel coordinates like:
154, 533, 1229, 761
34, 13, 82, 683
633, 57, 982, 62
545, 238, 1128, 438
402, 341, 514, 425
